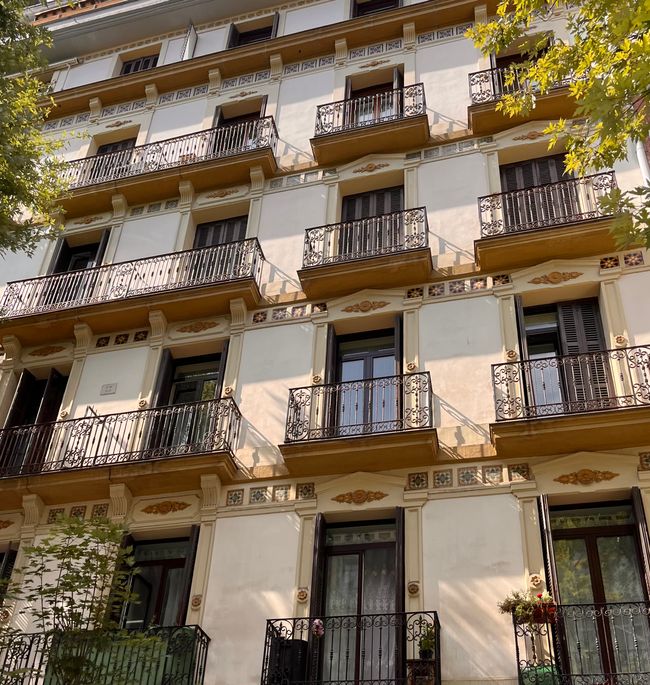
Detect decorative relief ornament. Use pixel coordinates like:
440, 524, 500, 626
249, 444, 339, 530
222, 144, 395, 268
0, 520, 13, 530
0, 608, 10, 623
332, 489, 388, 505
312, 375, 322, 384
205, 188, 238, 199
506, 349, 518, 360
29, 345, 65, 357
229, 90, 257, 99
342, 300, 389, 313
513, 131, 546, 141
296, 588, 309, 603
191, 594, 202, 609
73, 216, 103, 225
177, 321, 218, 333
224, 386, 233, 396
142, 500, 191, 515
529, 271, 583, 285
554, 469, 619, 486
529, 574, 543, 588
406, 362, 417, 372
105, 119, 132, 128
352, 162, 389, 174
615, 335, 628, 346
360, 59, 390, 69
59, 410, 69, 419
138, 399, 148, 409
407, 581, 420, 596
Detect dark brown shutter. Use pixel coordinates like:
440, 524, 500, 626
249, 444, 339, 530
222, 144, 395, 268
394, 314, 403, 375
35, 369, 68, 425
4, 370, 38, 428
259, 95, 269, 118
632, 487, 650, 596
94, 229, 110, 267
309, 513, 327, 617
0, 548, 17, 605
538, 495, 560, 600
217, 340, 229, 397
152, 350, 174, 407
325, 325, 338, 384
177, 525, 201, 625
270, 12, 280, 38
394, 507, 405, 613
514, 295, 529, 359
47, 239, 68, 275
392, 67, 404, 91
227, 23, 239, 48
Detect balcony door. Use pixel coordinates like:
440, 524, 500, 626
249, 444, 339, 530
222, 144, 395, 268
517, 298, 612, 415
345, 68, 402, 128
326, 324, 401, 436
340, 186, 404, 259
212, 100, 265, 156
500, 154, 578, 231
147, 352, 226, 456
311, 514, 405, 685
191, 216, 248, 283
0, 369, 68, 476
543, 498, 650, 680
90, 138, 136, 183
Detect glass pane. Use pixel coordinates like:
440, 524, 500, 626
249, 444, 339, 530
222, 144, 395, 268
123, 566, 160, 629
326, 523, 396, 547
551, 505, 634, 530
322, 555, 359, 685
527, 346, 563, 409
553, 538, 603, 676
339, 360, 365, 434
597, 536, 650, 674
134, 540, 189, 562
160, 566, 186, 626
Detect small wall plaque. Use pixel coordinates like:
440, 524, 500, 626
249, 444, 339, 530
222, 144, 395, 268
100, 383, 117, 396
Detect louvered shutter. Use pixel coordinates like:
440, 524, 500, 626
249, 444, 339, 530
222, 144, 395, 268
632, 488, 650, 596
177, 525, 200, 625
558, 299, 610, 407
309, 514, 327, 617
0, 549, 17, 604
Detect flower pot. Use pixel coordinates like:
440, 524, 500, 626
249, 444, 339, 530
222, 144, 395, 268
517, 605, 557, 625
419, 649, 434, 660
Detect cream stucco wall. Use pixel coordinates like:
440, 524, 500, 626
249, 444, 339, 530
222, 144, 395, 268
284, 0, 345, 34
112, 213, 181, 262
203, 512, 301, 685
619, 271, 650, 345
422, 494, 525, 684
147, 100, 209, 142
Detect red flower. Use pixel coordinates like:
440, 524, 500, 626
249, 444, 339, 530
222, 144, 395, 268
537, 593, 543, 599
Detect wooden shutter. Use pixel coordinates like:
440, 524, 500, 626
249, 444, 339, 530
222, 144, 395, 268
394, 507, 405, 613
47, 238, 69, 275
227, 23, 240, 48
538, 495, 560, 599
4, 370, 38, 428
309, 514, 327, 617
0, 548, 17, 604
217, 340, 229, 397
325, 325, 338, 384
177, 525, 201, 625
94, 229, 110, 267
392, 67, 404, 91
35, 369, 68, 425
394, 314, 403, 375
270, 12, 280, 38
514, 295, 529, 360
632, 488, 650, 596
152, 350, 174, 407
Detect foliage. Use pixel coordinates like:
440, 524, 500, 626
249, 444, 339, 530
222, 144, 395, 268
418, 623, 436, 654
467, 0, 650, 247
0, 0, 67, 256
498, 589, 555, 624
0, 516, 163, 685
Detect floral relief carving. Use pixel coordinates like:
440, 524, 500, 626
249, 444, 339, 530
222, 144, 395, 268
352, 162, 389, 174
73, 216, 103, 225
529, 271, 583, 285
332, 490, 388, 505
0, 520, 14, 530
176, 321, 219, 333
229, 90, 257, 99
554, 469, 619, 486
513, 131, 546, 140
205, 189, 238, 199
29, 345, 65, 357
360, 59, 390, 69
141, 500, 191, 515
342, 300, 389, 313
105, 119, 132, 128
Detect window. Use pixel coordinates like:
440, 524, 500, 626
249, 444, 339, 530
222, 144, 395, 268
96, 139, 137, 157
0, 548, 18, 604
122, 532, 199, 629
0, 368, 69, 476
516, 298, 611, 411
120, 54, 158, 76
227, 14, 278, 48
352, 0, 400, 18
212, 100, 266, 155
499, 154, 577, 231
345, 68, 403, 127
194, 216, 248, 248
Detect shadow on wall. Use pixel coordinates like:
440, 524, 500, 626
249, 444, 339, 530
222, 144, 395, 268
238, 416, 286, 471
428, 107, 467, 136
429, 230, 475, 267
263, 261, 302, 296
277, 137, 315, 168
434, 395, 491, 444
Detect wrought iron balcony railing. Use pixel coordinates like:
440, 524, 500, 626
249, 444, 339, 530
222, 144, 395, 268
512, 602, 650, 685
314, 84, 426, 136
468, 66, 571, 105
478, 172, 616, 237
0, 625, 210, 684
285, 372, 432, 442
492, 345, 650, 421
0, 238, 264, 319
302, 208, 429, 268
0, 398, 241, 479
262, 611, 441, 685
62, 117, 278, 189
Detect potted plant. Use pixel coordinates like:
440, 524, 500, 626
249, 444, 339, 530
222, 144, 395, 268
418, 624, 436, 660
498, 589, 556, 625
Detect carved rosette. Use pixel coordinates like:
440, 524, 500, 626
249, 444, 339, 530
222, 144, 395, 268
332, 490, 388, 505
141, 500, 191, 515
554, 469, 619, 486
352, 162, 389, 174
342, 300, 389, 313
176, 321, 218, 333
529, 271, 583, 285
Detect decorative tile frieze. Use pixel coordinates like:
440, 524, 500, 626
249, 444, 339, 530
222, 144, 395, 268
600, 255, 620, 270
407, 472, 428, 490
70, 505, 87, 519
624, 250, 644, 267
347, 38, 402, 61
226, 489, 244, 506
482, 465, 503, 485
493, 274, 512, 286
297, 482, 316, 500
432, 469, 453, 488
251, 303, 321, 326
407, 287, 424, 299
249, 487, 271, 504
458, 466, 480, 486
509, 463, 531, 482
91, 503, 109, 519
47, 508, 65, 524
273, 485, 291, 502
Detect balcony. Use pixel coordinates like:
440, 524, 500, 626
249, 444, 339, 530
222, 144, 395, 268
279, 372, 438, 475
512, 602, 650, 685
490, 345, 650, 457
262, 611, 441, 685
474, 172, 617, 271
0, 625, 210, 685
0, 398, 241, 509
0, 239, 264, 344
60, 117, 278, 216
467, 67, 574, 134
311, 84, 429, 165
297, 208, 432, 298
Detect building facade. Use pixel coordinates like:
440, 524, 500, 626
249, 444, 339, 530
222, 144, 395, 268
1, 0, 649, 683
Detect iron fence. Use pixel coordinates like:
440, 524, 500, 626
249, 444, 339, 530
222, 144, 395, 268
0, 398, 241, 479
468, 66, 571, 104
314, 84, 426, 136
302, 208, 428, 267
513, 602, 650, 685
0, 625, 210, 685
492, 345, 650, 420
262, 611, 441, 685
0, 238, 264, 319
478, 172, 616, 237
285, 372, 432, 442
62, 116, 278, 188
